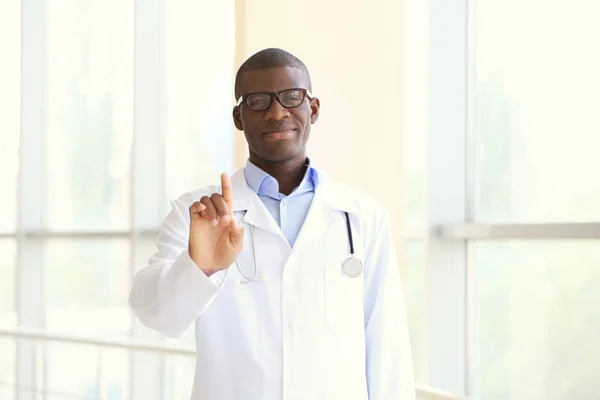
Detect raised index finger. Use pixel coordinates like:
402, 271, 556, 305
220, 172, 234, 216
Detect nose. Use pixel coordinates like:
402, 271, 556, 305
264, 98, 290, 121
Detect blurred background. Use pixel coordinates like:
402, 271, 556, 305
1, 0, 599, 399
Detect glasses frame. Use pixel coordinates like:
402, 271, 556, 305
236, 88, 313, 111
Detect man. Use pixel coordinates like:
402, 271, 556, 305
129, 48, 415, 400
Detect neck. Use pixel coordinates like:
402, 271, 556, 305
250, 153, 308, 195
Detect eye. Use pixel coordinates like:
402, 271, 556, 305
247, 94, 270, 109
280, 90, 302, 102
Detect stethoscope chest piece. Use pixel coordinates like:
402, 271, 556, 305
342, 256, 363, 278
341, 211, 363, 278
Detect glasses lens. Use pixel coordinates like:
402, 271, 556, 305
278, 89, 305, 108
246, 93, 271, 111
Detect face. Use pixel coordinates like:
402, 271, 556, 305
233, 66, 320, 164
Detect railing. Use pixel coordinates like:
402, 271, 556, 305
0, 328, 465, 400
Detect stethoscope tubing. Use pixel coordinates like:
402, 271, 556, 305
235, 210, 361, 283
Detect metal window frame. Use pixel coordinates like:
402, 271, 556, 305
13, 0, 241, 396
17, 1, 47, 399
403, 221, 600, 242
15, 0, 168, 399
438, 222, 600, 240
130, 0, 167, 398
424, 0, 600, 398
425, 0, 469, 396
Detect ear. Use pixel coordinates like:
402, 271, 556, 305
309, 97, 320, 124
232, 106, 243, 131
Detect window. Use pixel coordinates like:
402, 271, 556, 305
402, 0, 428, 383
409, 0, 600, 398
162, 0, 235, 347
402, 241, 427, 381
164, 0, 235, 203
0, 241, 18, 329
474, 0, 600, 223
0, 1, 19, 394
45, 240, 132, 335
9, 0, 235, 398
43, 1, 135, 395
0, 338, 16, 398
0, 0, 20, 232
474, 241, 600, 400
0, 241, 17, 395
470, 1, 600, 398
47, 0, 134, 232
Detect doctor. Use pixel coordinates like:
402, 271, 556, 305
129, 47, 415, 400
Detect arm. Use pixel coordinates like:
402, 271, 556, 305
363, 210, 416, 400
128, 195, 228, 338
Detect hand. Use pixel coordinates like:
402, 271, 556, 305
188, 173, 244, 276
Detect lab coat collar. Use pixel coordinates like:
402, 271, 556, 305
288, 171, 361, 252
229, 167, 359, 239
230, 168, 281, 235
315, 172, 360, 214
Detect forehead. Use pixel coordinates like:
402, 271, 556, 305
240, 66, 309, 95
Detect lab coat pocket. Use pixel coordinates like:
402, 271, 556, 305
324, 260, 364, 333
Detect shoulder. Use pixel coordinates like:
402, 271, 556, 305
335, 181, 385, 209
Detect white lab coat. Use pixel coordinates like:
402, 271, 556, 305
129, 167, 415, 400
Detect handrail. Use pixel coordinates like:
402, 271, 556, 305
0, 380, 88, 399
415, 386, 466, 400
437, 222, 600, 240
0, 327, 465, 400
0, 327, 195, 356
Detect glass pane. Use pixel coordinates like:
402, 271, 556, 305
164, 0, 235, 203
131, 351, 163, 400
0, 0, 20, 232
45, 343, 99, 399
101, 348, 130, 399
474, 0, 600, 222
131, 238, 164, 341
474, 240, 600, 400
165, 324, 196, 349
45, 239, 131, 337
402, 0, 428, 236
0, 240, 17, 328
165, 355, 196, 400
403, 241, 426, 382
47, 0, 133, 230
0, 338, 16, 398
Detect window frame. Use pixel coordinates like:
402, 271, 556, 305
422, 0, 600, 397
15, 0, 166, 398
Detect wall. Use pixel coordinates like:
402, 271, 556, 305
233, 0, 405, 255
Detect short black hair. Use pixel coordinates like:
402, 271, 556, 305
234, 48, 312, 99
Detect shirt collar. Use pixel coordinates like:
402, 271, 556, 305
244, 158, 319, 199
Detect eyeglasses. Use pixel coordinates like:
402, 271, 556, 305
237, 88, 313, 111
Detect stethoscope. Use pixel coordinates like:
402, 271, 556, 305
235, 211, 363, 283
341, 211, 364, 278
234, 222, 261, 284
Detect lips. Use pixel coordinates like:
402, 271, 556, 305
263, 129, 295, 140
262, 126, 297, 140
262, 126, 296, 135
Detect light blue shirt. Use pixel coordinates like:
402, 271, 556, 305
244, 158, 319, 248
